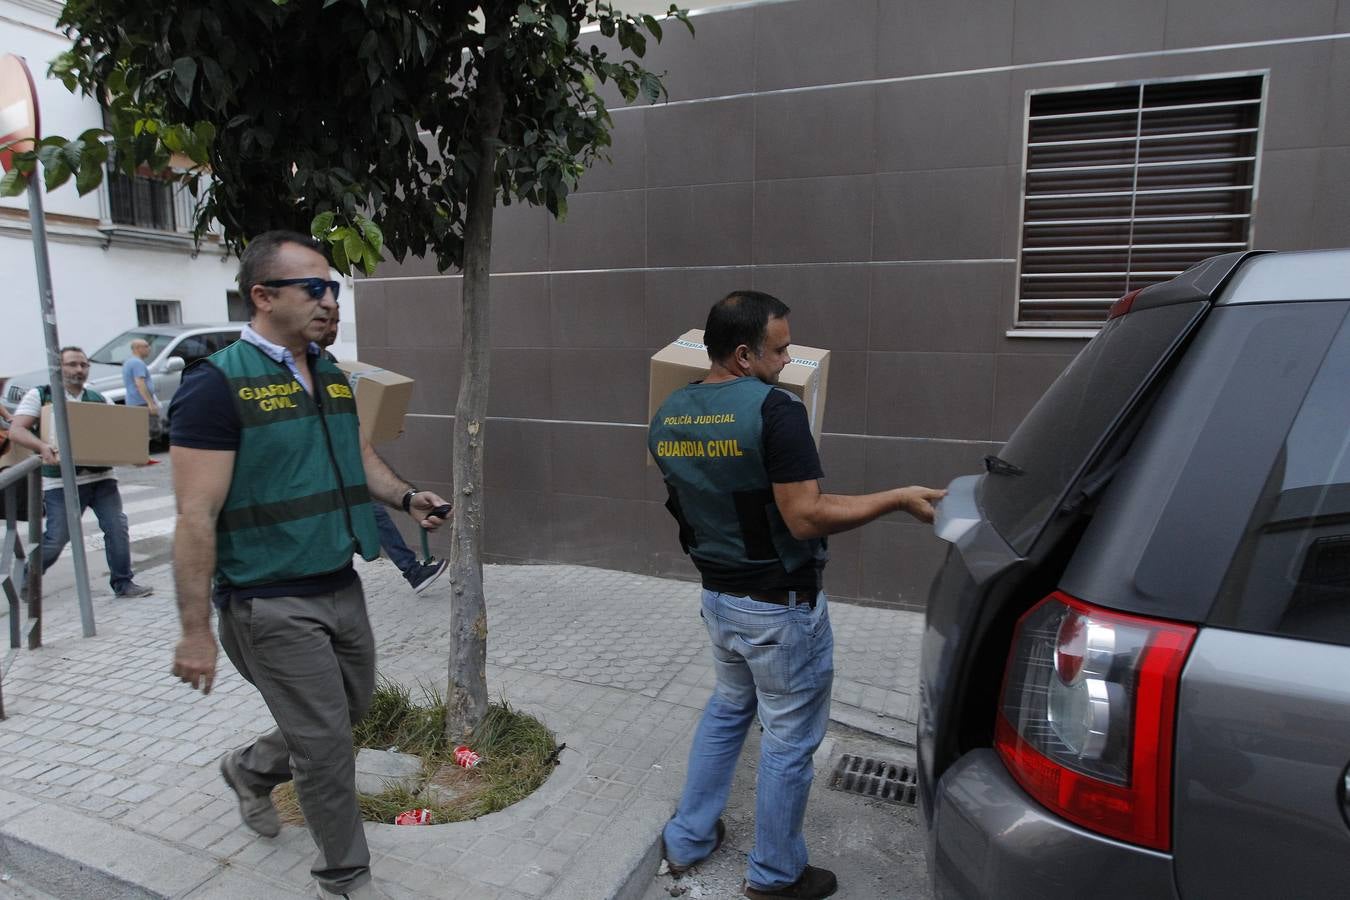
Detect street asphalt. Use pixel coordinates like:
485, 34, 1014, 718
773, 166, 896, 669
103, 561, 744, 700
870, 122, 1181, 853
0, 457, 929, 898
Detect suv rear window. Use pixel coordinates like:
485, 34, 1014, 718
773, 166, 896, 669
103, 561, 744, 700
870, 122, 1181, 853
1212, 309, 1350, 645
980, 301, 1205, 554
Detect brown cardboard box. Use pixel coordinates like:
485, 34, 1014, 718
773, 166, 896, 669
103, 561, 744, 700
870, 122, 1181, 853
0, 432, 32, 468
39, 401, 148, 467
336, 361, 415, 445
647, 329, 831, 462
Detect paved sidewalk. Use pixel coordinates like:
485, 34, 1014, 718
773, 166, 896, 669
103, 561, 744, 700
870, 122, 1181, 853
0, 560, 922, 899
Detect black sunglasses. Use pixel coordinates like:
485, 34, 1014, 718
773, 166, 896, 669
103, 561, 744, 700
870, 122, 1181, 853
260, 277, 340, 301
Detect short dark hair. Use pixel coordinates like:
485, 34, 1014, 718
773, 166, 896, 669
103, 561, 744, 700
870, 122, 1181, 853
237, 230, 326, 301
58, 346, 86, 358
704, 291, 791, 363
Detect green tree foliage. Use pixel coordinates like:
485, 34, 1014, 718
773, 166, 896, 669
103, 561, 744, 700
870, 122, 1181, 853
3, 0, 688, 273
10, 0, 690, 735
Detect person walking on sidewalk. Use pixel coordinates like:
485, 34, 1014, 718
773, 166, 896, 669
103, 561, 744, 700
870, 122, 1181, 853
317, 306, 447, 594
6, 346, 153, 599
649, 291, 944, 900
122, 337, 162, 446
168, 230, 451, 900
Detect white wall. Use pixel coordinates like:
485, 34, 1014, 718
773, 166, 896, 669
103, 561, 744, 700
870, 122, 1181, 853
0, 238, 239, 375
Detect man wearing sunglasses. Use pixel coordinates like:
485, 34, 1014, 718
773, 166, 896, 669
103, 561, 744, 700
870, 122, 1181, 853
167, 230, 450, 900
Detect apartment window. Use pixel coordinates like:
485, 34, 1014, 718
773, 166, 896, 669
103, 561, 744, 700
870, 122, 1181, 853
225, 290, 250, 322
136, 299, 181, 326
1015, 73, 1264, 333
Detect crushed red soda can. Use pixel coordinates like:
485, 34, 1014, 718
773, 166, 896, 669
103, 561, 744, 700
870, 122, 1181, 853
453, 745, 483, 768
394, 808, 432, 826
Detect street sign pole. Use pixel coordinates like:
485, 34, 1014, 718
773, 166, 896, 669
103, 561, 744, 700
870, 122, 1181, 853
1, 54, 94, 636
27, 176, 95, 637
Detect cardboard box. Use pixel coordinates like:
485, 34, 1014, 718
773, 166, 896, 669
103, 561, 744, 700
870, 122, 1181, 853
647, 329, 831, 462
0, 432, 32, 468
336, 361, 415, 445
39, 401, 148, 467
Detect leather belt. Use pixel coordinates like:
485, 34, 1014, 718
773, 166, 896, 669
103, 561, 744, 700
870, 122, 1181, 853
725, 590, 815, 609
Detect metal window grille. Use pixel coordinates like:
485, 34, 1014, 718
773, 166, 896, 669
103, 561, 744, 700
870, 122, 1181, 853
106, 168, 196, 234
1015, 73, 1265, 331
136, 299, 182, 326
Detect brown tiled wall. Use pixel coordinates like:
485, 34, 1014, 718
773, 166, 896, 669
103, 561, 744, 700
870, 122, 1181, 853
357, 0, 1350, 609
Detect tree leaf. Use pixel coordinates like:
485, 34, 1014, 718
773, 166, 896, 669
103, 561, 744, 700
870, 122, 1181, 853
331, 236, 350, 274
75, 157, 104, 195
43, 158, 71, 192
311, 210, 336, 237
360, 217, 383, 255
344, 229, 364, 266
0, 168, 27, 197
172, 57, 198, 106
641, 14, 662, 41
551, 14, 568, 42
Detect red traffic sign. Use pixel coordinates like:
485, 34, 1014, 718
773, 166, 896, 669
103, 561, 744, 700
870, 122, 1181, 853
0, 54, 39, 173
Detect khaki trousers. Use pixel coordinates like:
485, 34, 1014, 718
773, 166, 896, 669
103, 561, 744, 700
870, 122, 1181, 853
218, 579, 376, 894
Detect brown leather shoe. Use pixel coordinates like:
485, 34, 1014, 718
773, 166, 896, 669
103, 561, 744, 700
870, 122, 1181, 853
743, 865, 838, 899
662, 818, 726, 876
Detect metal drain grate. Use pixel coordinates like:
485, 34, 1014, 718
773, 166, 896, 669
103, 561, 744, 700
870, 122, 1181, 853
828, 754, 918, 805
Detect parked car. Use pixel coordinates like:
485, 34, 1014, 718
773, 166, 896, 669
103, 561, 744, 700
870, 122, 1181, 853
920, 249, 1350, 898
0, 324, 242, 439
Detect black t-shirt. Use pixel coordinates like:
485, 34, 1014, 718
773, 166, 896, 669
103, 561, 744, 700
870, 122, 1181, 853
762, 388, 825, 485
170, 359, 355, 603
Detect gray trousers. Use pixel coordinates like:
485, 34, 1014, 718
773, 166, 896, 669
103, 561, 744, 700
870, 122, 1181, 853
218, 579, 376, 894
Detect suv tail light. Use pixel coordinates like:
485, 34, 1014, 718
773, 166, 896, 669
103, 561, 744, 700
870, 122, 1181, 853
994, 591, 1196, 850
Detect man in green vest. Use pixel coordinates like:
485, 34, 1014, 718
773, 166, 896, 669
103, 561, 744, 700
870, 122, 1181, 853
649, 291, 944, 900
5, 346, 152, 598
168, 231, 451, 900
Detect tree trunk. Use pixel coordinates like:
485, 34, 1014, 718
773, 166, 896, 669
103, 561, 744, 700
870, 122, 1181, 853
444, 50, 506, 742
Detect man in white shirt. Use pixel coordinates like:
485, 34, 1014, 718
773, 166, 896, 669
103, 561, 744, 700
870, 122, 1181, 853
6, 346, 152, 598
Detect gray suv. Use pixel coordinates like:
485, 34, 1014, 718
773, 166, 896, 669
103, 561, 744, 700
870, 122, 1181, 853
1, 324, 242, 436
921, 249, 1350, 897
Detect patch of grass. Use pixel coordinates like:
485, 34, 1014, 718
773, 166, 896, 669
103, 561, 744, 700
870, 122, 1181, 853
277, 677, 558, 827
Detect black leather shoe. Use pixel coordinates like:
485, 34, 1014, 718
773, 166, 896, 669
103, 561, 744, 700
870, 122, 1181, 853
743, 865, 838, 899
662, 818, 726, 877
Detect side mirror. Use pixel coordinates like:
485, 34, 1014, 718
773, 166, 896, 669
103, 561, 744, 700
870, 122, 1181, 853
164, 356, 186, 374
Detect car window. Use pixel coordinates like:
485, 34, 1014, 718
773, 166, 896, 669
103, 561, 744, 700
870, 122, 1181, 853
206, 330, 241, 353
170, 334, 217, 366
87, 330, 176, 365
979, 301, 1206, 554
1212, 309, 1350, 645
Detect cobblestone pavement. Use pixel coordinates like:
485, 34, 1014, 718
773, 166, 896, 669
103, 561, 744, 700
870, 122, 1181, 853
0, 553, 922, 898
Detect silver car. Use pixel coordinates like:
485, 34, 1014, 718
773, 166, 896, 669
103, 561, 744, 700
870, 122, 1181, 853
920, 249, 1350, 897
2, 324, 242, 437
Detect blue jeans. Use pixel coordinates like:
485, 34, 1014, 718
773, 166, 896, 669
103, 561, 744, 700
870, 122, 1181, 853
372, 505, 418, 576
664, 589, 834, 890
31, 479, 134, 593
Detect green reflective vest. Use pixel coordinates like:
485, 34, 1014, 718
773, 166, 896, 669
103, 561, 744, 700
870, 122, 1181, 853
649, 377, 823, 592
207, 340, 380, 588
35, 384, 112, 480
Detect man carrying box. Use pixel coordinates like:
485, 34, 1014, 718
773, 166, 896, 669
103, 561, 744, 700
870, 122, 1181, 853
6, 346, 152, 598
649, 291, 944, 900
317, 306, 447, 595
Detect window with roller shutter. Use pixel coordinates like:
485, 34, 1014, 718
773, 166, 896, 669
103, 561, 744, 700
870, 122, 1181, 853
1014, 73, 1265, 335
